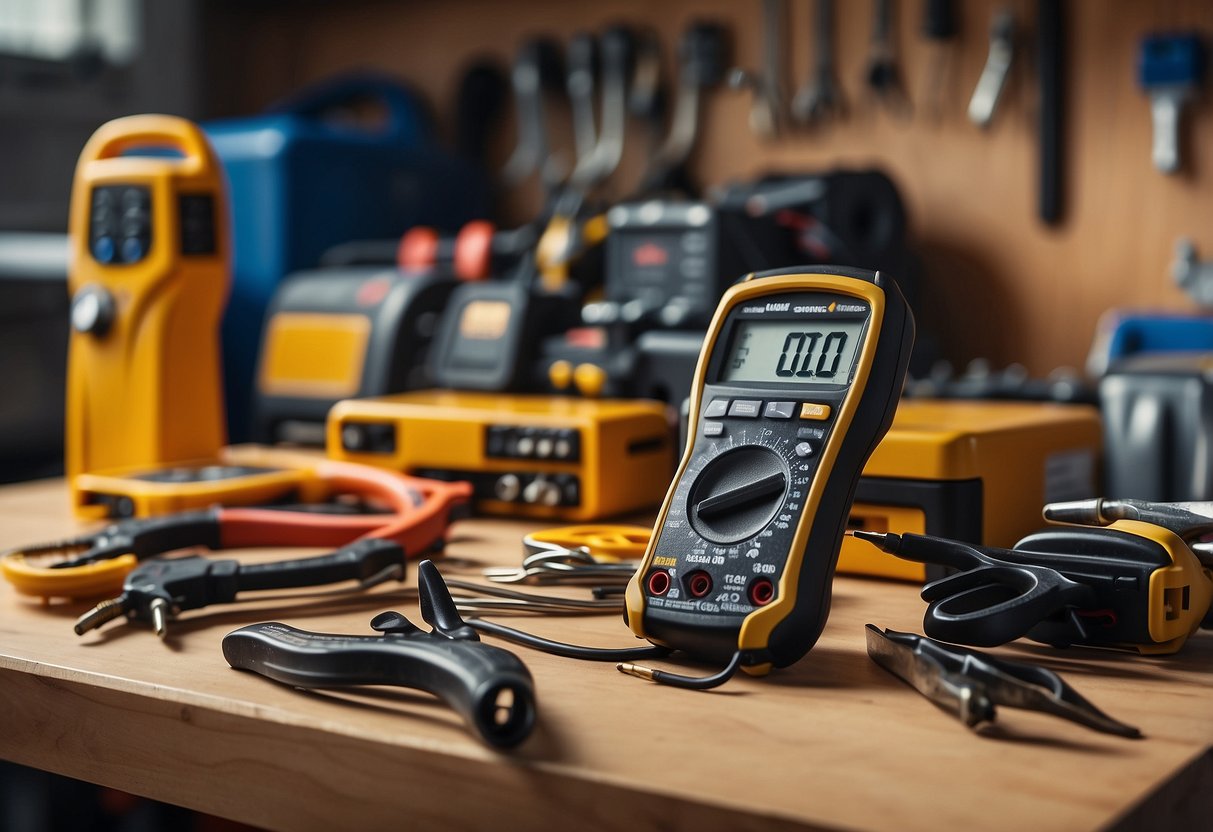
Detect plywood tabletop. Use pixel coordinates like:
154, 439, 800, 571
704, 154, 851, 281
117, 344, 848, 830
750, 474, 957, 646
0, 478, 1209, 831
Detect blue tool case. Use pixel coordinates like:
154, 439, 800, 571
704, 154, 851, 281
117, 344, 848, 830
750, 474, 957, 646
204, 73, 491, 440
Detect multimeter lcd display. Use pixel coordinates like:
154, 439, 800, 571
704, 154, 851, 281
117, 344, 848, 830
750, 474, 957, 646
721, 320, 866, 384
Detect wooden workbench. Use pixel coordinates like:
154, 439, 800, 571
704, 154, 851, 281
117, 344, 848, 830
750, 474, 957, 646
0, 478, 1209, 831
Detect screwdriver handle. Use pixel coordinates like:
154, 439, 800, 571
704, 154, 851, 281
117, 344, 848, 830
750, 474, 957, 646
235, 539, 405, 592
222, 621, 536, 747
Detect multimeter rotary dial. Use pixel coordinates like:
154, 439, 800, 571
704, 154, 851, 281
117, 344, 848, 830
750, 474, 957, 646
687, 445, 789, 545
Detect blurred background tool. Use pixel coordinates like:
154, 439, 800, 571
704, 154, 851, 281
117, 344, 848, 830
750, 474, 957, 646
729, 0, 787, 140
1137, 33, 1203, 174
864, 0, 911, 117
967, 7, 1014, 127
792, 0, 845, 126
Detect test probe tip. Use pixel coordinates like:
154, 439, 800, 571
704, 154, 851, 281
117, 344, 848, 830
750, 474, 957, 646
849, 530, 896, 550
617, 662, 657, 681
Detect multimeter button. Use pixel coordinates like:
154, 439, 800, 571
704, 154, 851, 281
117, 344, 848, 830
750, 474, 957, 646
704, 399, 729, 418
515, 435, 536, 457
92, 236, 116, 264
727, 400, 762, 418
121, 187, 148, 211
794, 442, 815, 458
764, 401, 796, 419
535, 437, 555, 458
797, 426, 827, 441
703, 421, 725, 437
120, 236, 146, 263
800, 403, 833, 420
70, 285, 116, 336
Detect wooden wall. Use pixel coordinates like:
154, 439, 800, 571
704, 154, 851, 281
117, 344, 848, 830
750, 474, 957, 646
211, 0, 1213, 376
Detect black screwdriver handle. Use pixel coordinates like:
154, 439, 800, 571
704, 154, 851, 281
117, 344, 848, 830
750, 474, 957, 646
235, 540, 405, 593
222, 622, 536, 748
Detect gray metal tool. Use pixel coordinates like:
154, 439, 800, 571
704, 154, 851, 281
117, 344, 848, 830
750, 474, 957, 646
729, 0, 787, 139
968, 8, 1014, 127
864, 0, 911, 117
792, 0, 845, 126
866, 625, 1142, 739
501, 37, 566, 194
640, 21, 730, 195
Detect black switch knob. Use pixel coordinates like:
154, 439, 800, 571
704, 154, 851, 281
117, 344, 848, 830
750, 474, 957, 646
688, 446, 788, 545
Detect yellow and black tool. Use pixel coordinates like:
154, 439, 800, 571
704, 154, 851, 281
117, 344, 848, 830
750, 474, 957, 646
66, 115, 229, 515
623, 265, 915, 681
853, 517, 1213, 655
327, 390, 674, 521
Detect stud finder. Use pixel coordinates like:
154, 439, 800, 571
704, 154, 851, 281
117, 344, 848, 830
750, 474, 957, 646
624, 266, 915, 674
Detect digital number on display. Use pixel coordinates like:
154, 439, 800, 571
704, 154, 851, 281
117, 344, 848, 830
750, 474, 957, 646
722, 319, 865, 385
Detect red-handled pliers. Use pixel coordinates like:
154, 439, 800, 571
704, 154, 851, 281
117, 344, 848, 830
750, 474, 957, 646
1, 461, 471, 600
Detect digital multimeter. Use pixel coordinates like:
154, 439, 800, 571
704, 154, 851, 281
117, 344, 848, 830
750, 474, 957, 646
624, 266, 914, 674
66, 115, 228, 502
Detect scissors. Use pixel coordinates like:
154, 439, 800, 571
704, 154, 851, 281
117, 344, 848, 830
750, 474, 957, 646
851, 530, 1096, 647
852, 523, 1213, 654
1, 462, 471, 600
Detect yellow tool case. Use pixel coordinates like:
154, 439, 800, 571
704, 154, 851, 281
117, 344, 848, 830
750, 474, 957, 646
838, 399, 1102, 581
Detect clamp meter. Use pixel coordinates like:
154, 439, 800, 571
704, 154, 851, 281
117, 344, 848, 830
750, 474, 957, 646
624, 266, 914, 674
67, 115, 228, 495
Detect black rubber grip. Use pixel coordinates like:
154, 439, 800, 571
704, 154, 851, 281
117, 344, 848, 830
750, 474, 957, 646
222, 622, 536, 748
235, 540, 405, 592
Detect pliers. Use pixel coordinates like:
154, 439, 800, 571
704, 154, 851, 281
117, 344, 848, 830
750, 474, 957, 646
1, 461, 471, 600
866, 625, 1141, 739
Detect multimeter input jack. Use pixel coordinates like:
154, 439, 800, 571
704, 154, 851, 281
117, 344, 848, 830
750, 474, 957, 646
646, 569, 672, 596
748, 578, 775, 606
685, 570, 713, 599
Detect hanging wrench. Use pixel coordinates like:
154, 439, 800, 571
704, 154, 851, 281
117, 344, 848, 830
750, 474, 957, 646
729, 0, 786, 139
792, 0, 845, 126
501, 37, 566, 195
640, 21, 730, 196
864, 0, 911, 118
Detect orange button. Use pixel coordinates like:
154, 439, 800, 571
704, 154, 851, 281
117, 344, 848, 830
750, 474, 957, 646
800, 402, 832, 420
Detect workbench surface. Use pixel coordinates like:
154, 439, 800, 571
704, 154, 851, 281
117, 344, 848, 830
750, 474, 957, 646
0, 478, 1210, 831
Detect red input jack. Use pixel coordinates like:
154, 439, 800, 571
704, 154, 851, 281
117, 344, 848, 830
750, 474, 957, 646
646, 570, 671, 596
686, 570, 713, 599
749, 578, 775, 606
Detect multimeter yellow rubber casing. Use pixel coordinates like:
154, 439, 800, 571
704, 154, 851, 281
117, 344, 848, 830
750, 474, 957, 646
66, 115, 229, 515
625, 266, 915, 674
326, 390, 674, 521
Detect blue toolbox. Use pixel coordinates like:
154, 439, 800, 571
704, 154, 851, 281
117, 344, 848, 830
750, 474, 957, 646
204, 74, 492, 440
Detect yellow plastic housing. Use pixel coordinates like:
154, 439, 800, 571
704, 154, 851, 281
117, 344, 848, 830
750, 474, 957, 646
326, 390, 674, 521
66, 115, 229, 516
836, 399, 1102, 581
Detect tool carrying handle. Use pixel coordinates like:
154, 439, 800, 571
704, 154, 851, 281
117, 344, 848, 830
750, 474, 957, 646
234, 540, 405, 592
82, 114, 217, 170
920, 565, 1081, 646
222, 623, 536, 748
268, 72, 430, 144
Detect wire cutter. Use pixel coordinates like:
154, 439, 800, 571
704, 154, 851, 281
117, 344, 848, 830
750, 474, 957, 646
74, 539, 407, 639
865, 625, 1142, 739
2, 462, 471, 600
851, 524, 1213, 654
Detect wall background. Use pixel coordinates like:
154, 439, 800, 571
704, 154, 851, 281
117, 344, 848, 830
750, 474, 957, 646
208, 0, 1213, 376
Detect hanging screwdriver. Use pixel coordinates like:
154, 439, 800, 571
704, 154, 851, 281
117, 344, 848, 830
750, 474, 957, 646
1137, 33, 1204, 174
